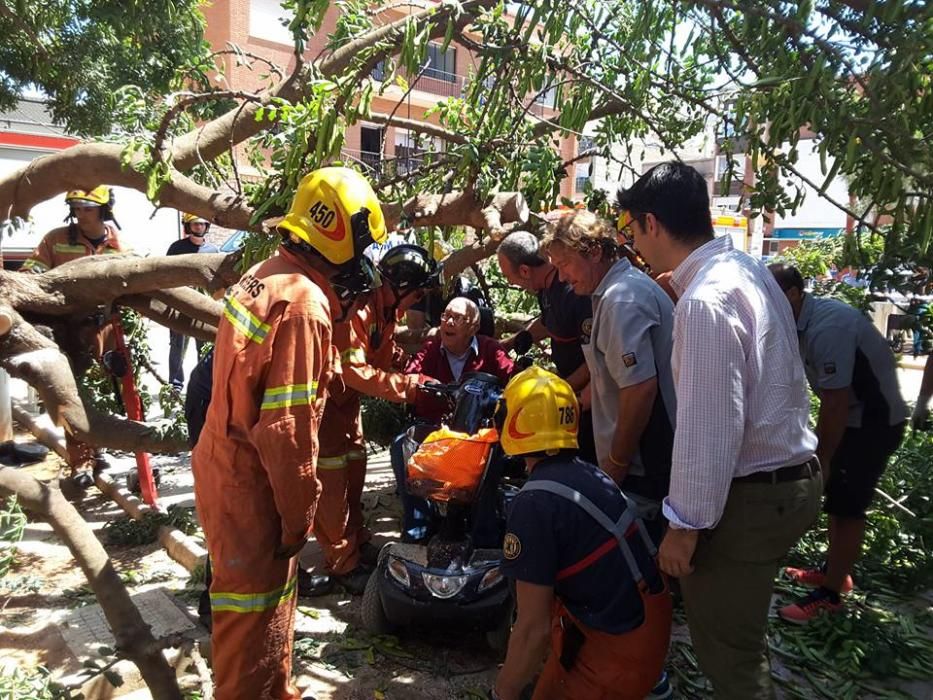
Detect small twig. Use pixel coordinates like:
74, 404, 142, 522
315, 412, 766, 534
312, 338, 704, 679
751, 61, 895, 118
151, 90, 264, 166
874, 487, 917, 518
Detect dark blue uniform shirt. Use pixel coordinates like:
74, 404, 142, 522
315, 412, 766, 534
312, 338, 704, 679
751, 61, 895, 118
500, 455, 662, 634
537, 271, 592, 379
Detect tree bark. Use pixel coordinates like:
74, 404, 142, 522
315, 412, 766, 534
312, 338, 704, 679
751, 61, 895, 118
0, 305, 186, 454
0, 254, 240, 317
0, 468, 183, 699
382, 190, 529, 235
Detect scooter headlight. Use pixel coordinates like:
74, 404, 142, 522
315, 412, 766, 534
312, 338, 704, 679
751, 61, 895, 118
477, 566, 503, 593
388, 557, 411, 589
422, 572, 469, 599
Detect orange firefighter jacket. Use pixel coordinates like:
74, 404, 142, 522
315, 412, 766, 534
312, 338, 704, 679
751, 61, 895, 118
191, 246, 340, 552
337, 298, 421, 402
20, 225, 123, 273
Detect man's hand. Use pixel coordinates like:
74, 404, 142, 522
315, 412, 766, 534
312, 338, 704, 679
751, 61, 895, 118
658, 527, 699, 578
578, 384, 592, 412
600, 458, 629, 486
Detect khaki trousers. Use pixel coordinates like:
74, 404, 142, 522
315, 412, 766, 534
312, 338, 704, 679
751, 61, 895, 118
680, 471, 822, 699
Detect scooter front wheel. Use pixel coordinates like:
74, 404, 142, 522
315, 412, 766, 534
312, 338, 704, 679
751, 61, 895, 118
361, 566, 394, 635
485, 595, 515, 655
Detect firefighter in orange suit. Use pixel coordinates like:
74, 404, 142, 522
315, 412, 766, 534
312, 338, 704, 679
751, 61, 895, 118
21, 186, 124, 488
191, 167, 386, 700
306, 244, 441, 596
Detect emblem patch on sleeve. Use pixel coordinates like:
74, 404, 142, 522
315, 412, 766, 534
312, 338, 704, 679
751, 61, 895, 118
503, 533, 522, 560
823, 361, 837, 375
622, 352, 637, 367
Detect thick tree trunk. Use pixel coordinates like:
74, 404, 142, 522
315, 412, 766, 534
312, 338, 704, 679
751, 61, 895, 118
382, 190, 529, 235
0, 468, 183, 699
0, 304, 186, 454
0, 254, 240, 316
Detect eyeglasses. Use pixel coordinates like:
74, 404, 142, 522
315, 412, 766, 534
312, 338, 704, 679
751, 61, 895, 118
440, 312, 469, 325
616, 210, 635, 238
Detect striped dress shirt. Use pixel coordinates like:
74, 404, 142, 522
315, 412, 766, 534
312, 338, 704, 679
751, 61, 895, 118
661, 236, 817, 530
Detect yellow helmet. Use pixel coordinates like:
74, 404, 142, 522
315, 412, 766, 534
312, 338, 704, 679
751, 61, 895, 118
182, 213, 210, 225
499, 366, 579, 457
65, 186, 111, 207
278, 167, 387, 266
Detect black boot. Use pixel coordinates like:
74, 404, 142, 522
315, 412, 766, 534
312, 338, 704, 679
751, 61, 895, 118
298, 567, 335, 597
359, 541, 380, 568
333, 565, 373, 596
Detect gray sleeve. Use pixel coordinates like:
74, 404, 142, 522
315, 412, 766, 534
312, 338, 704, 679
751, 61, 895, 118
806, 324, 855, 390
597, 299, 659, 389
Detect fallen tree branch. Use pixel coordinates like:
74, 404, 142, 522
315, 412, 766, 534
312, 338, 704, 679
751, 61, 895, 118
0, 253, 240, 316
382, 190, 529, 235
0, 307, 186, 454
0, 467, 183, 699
10, 405, 68, 461
120, 296, 219, 344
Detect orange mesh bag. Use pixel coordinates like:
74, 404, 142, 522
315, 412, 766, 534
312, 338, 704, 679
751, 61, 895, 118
407, 427, 498, 503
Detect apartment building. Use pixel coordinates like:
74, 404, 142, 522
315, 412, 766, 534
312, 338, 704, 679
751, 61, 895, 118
576, 98, 852, 259
202, 0, 577, 198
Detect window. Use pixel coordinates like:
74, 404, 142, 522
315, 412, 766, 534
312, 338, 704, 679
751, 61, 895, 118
718, 100, 739, 140
394, 130, 442, 175
249, 0, 294, 46
424, 44, 456, 82
534, 84, 558, 108
575, 160, 591, 193
715, 154, 746, 183
360, 126, 384, 174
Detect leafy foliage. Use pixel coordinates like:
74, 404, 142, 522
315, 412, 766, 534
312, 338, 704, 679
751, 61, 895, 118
0, 0, 212, 136
102, 505, 201, 546
77, 307, 153, 417
0, 666, 73, 700
0, 496, 27, 578
360, 397, 408, 448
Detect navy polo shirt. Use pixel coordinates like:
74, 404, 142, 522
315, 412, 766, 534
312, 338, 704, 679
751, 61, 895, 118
500, 455, 662, 634
537, 271, 593, 379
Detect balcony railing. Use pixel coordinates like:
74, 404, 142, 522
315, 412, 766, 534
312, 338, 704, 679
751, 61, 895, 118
339, 148, 444, 179
370, 65, 466, 100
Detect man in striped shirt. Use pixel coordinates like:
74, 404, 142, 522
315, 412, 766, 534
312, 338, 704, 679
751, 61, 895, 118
617, 162, 821, 699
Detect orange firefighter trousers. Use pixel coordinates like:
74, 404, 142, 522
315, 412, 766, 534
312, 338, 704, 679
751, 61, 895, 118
197, 480, 302, 700
532, 580, 672, 700
314, 392, 370, 575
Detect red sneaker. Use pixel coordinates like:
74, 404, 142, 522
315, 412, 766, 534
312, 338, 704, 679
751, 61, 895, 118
784, 566, 854, 594
779, 588, 844, 625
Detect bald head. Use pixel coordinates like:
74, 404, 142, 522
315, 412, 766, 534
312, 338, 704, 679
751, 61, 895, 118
440, 297, 480, 354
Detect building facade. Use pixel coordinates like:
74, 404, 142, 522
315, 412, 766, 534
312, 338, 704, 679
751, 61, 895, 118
202, 0, 577, 199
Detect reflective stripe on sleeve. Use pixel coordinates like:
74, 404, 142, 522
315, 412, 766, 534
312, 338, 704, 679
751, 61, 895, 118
20, 259, 49, 272
52, 243, 88, 255
347, 450, 366, 461
260, 383, 318, 410
317, 454, 348, 470
210, 575, 298, 613
223, 294, 271, 344
340, 347, 366, 364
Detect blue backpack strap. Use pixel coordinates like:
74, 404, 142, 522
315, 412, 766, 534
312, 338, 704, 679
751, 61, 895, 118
521, 480, 646, 583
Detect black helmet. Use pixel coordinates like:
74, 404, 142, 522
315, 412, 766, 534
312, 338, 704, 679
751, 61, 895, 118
377, 244, 439, 294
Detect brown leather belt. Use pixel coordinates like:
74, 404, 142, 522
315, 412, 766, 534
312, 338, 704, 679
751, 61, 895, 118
733, 458, 818, 485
